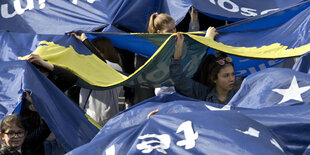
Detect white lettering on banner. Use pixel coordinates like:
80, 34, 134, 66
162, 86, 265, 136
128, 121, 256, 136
208, 0, 279, 17
239, 58, 250, 62
235, 70, 247, 76
235, 58, 285, 76
38, 0, 45, 9
268, 59, 283, 66
258, 63, 267, 70
209, 0, 216, 5
176, 121, 198, 149
14, 0, 34, 15
105, 145, 115, 155
72, 0, 95, 5
235, 127, 260, 138
218, 0, 239, 12
0, 0, 94, 18
248, 66, 257, 74
261, 8, 279, 15
270, 138, 284, 152
136, 134, 171, 154
1, 4, 17, 18
241, 7, 257, 16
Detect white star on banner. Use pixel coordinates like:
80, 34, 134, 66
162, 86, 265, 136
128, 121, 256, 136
235, 127, 260, 138
205, 104, 231, 111
272, 76, 310, 104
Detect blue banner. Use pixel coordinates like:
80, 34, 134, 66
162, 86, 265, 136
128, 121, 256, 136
293, 52, 310, 74
67, 93, 287, 155
228, 68, 310, 108
0, 0, 305, 34
0, 32, 99, 151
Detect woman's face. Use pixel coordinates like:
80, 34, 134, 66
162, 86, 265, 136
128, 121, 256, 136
1, 125, 26, 149
157, 21, 176, 33
214, 64, 235, 92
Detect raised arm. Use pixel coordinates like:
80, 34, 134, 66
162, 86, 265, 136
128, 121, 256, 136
173, 32, 184, 59
189, 7, 200, 32
170, 33, 211, 100
26, 54, 54, 71
70, 32, 106, 62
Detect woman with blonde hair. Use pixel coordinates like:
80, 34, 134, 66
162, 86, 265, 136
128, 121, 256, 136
134, 8, 200, 102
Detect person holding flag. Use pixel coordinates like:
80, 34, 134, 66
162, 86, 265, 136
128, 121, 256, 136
171, 27, 236, 104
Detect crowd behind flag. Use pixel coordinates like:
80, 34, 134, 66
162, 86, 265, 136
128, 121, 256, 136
0, 0, 310, 154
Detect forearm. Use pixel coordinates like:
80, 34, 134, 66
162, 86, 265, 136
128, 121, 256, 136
188, 20, 200, 32
170, 58, 206, 99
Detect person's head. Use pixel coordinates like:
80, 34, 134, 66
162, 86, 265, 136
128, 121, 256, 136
200, 54, 235, 92
0, 114, 26, 150
91, 37, 119, 63
147, 12, 176, 33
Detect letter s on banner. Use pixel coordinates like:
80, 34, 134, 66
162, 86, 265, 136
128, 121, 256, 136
241, 7, 257, 16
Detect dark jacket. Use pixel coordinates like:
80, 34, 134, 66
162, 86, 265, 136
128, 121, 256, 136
0, 143, 21, 155
21, 121, 51, 155
49, 65, 78, 92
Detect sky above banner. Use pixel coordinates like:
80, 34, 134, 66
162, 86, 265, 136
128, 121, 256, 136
0, 0, 306, 34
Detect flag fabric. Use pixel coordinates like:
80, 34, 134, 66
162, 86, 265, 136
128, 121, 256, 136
67, 64, 310, 154
0, 61, 25, 117
228, 68, 310, 109
1, 1, 310, 153
0, 60, 99, 151
0, 0, 304, 34
240, 104, 310, 154
191, 0, 304, 21
189, 0, 310, 76
293, 52, 310, 74
84, 0, 310, 77
18, 32, 207, 88
304, 145, 310, 155
66, 93, 287, 155
2, 1, 310, 90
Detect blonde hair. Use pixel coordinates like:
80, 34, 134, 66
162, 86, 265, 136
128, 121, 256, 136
147, 12, 175, 33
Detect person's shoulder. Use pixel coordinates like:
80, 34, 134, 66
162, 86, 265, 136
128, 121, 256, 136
0, 144, 21, 155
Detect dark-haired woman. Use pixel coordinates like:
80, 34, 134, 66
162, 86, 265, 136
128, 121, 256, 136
170, 27, 236, 104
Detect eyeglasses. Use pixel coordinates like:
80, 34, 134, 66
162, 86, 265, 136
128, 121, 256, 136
4, 131, 25, 138
216, 57, 232, 65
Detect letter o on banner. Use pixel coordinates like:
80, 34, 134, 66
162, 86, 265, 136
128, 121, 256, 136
218, 0, 239, 12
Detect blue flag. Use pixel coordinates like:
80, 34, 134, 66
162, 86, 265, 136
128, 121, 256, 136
304, 145, 310, 155
293, 52, 310, 74
0, 60, 100, 151
228, 68, 310, 108
67, 93, 286, 155
0, 0, 305, 34
22, 61, 100, 151
240, 104, 310, 154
